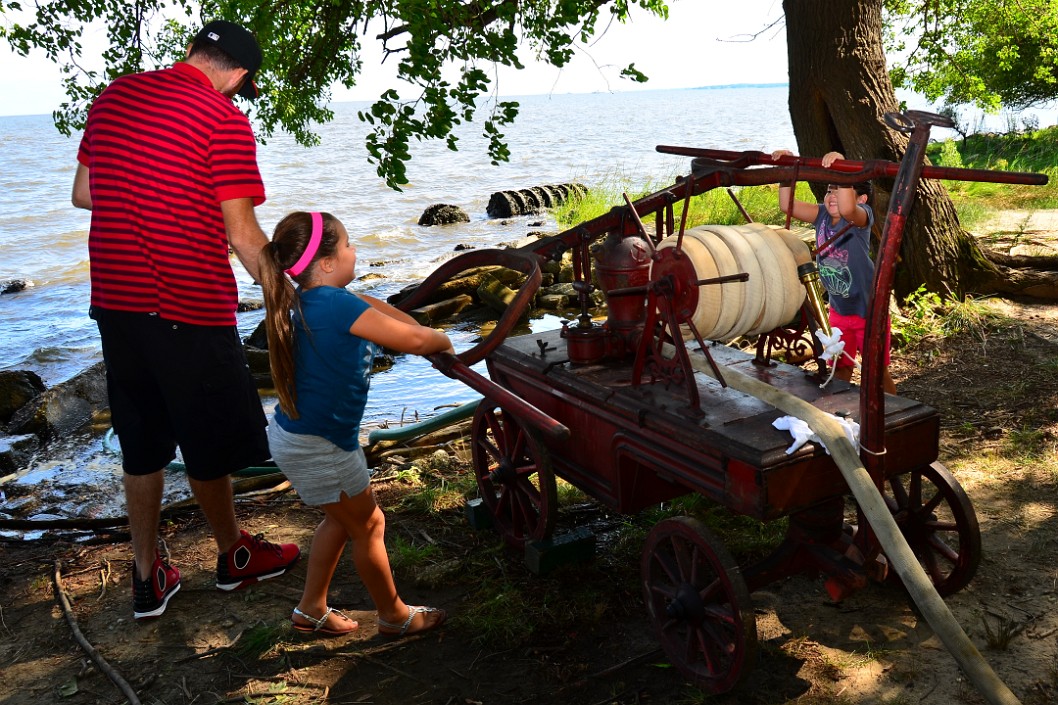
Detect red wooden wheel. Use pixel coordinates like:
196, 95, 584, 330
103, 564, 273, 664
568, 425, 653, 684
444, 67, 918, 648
471, 402, 557, 549
884, 461, 981, 596
641, 517, 757, 693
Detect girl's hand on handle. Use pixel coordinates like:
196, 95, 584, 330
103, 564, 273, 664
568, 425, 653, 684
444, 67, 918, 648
434, 329, 455, 357
771, 148, 794, 161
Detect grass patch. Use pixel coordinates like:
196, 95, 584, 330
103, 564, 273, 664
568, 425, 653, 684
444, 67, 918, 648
556, 476, 589, 505
552, 170, 674, 228
234, 623, 288, 660
982, 614, 1026, 650
388, 533, 442, 571
891, 286, 1007, 349
1004, 426, 1056, 461
927, 126, 1058, 211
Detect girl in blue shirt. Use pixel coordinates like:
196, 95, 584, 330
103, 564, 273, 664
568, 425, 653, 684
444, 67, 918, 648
259, 211, 453, 637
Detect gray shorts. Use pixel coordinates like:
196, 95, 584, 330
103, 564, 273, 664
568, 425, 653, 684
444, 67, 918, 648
266, 417, 370, 506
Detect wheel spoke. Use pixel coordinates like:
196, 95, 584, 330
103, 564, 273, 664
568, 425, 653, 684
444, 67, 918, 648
699, 576, 723, 605
478, 436, 501, 468
646, 567, 678, 602
689, 542, 702, 587
909, 471, 923, 509
888, 476, 910, 508
673, 536, 693, 582
494, 484, 512, 517
514, 469, 542, 501
700, 612, 737, 651
510, 426, 527, 463
920, 490, 945, 516
652, 543, 683, 585
472, 404, 557, 548
924, 518, 958, 532
921, 543, 944, 583
688, 625, 719, 672
511, 484, 538, 534
484, 410, 503, 445
927, 534, 960, 563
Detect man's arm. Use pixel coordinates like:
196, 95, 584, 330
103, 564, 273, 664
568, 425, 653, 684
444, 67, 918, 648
220, 198, 269, 282
72, 163, 92, 210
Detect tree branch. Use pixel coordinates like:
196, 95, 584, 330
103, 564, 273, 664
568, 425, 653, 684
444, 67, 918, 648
54, 560, 142, 705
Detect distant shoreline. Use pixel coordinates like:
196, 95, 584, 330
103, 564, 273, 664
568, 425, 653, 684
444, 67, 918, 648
693, 83, 788, 90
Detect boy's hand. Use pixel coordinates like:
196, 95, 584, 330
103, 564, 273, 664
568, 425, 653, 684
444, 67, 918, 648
771, 149, 794, 161
821, 151, 845, 167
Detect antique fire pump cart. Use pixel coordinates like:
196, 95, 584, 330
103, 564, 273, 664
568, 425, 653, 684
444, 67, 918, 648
394, 111, 1048, 693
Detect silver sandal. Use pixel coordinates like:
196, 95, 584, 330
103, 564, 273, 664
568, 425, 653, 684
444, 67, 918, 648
291, 606, 358, 635
377, 605, 446, 637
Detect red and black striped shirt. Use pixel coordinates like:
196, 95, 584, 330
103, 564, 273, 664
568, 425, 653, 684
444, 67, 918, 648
78, 62, 266, 326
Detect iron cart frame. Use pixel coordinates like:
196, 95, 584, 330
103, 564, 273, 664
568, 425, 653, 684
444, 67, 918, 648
394, 111, 1048, 692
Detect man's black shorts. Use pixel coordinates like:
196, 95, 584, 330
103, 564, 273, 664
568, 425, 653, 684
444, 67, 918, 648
92, 307, 269, 480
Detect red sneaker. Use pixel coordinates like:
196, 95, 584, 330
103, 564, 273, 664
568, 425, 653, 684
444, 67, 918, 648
216, 530, 300, 591
133, 555, 181, 620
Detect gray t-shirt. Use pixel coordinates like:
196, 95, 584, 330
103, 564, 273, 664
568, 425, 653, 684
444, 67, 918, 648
813, 203, 876, 318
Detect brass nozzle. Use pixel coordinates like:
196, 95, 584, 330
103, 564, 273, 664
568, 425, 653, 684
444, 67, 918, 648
797, 262, 831, 337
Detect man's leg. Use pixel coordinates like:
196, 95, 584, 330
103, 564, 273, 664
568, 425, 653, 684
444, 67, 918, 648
125, 471, 164, 580
188, 475, 241, 553
193, 472, 301, 591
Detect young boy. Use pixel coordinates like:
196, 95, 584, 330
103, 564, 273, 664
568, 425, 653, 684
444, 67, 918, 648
772, 149, 896, 394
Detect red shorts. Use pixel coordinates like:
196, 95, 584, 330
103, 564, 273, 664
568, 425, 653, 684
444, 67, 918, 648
828, 311, 891, 369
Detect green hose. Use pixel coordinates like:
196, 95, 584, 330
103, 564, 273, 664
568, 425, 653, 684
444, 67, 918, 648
367, 399, 479, 444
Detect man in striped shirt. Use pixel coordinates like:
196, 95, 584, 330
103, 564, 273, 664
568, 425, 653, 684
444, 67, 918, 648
72, 20, 300, 620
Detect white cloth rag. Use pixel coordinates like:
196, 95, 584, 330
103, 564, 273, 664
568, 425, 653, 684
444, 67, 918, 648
814, 327, 846, 362
772, 413, 860, 455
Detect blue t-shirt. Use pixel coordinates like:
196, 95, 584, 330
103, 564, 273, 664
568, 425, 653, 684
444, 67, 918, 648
813, 203, 876, 318
274, 286, 376, 450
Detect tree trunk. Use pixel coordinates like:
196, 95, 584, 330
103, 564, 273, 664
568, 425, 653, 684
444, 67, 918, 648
782, 0, 1006, 302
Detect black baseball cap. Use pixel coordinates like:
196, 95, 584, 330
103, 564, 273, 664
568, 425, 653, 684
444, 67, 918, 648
194, 20, 262, 100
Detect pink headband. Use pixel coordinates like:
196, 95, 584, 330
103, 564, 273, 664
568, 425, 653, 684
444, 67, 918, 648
285, 212, 323, 277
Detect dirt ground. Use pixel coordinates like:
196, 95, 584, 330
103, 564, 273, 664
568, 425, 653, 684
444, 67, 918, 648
3, 221, 1058, 705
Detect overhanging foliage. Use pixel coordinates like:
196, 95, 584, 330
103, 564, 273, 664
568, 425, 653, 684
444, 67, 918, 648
1, 0, 667, 189
884, 0, 1058, 113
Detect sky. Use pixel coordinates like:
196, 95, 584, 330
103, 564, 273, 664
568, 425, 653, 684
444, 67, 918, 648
0, 2, 790, 117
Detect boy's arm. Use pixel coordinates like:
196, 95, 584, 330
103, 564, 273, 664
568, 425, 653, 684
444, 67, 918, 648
833, 188, 870, 227
772, 150, 822, 224
776, 183, 821, 223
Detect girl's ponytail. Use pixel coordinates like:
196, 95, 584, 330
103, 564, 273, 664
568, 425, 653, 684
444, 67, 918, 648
258, 236, 300, 418
259, 211, 340, 419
